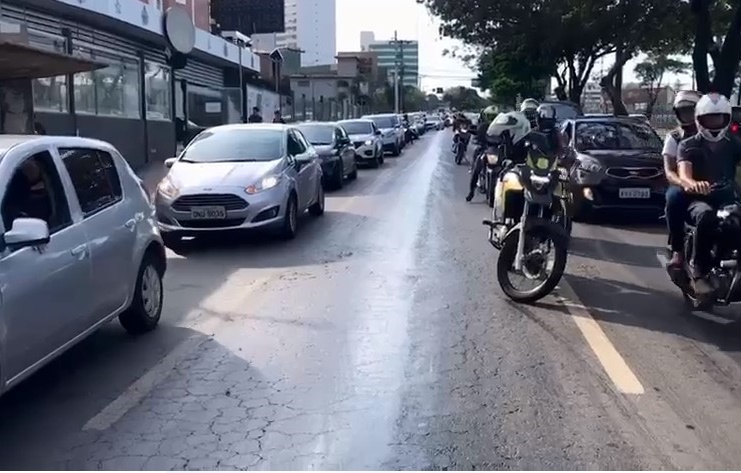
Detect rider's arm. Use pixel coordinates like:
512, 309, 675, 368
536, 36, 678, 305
662, 135, 683, 187
677, 140, 710, 194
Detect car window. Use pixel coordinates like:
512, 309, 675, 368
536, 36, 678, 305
296, 125, 334, 145
1, 150, 72, 235
294, 130, 312, 152
368, 116, 394, 128
334, 127, 344, 142
340, 121, 372, 135
287, 131, 306, 155
562, 122, 573, 142
60, 148, 123, 217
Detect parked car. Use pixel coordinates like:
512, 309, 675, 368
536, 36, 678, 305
337, 119, 385, 168
362, 114, 403, 156
561, 117, 666, 219
295, 122, 358, 189
0, 135, 167, 395
156, 124, 325, 243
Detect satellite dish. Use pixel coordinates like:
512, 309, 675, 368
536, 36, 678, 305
270, 48, 284, 63
163, 7, 195, 55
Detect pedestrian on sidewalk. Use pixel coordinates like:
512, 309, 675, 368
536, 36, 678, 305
273, 110, 286, 124
248, 107, 263, 123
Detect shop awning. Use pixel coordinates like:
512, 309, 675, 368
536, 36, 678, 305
0, 41, 108, 80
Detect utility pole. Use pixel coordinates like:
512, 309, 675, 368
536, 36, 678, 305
390, 32, 414, 113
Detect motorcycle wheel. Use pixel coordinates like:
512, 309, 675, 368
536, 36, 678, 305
496, 226, 568, 303
455, 146, 465, 165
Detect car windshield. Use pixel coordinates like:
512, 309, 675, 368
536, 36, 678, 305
368, 116, 395, 129
341, 121, 373, 135
575, 121, 662, 151
296, 124, 334, 145
181, 128, 284, 163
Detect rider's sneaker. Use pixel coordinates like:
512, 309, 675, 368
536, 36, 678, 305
465, 192, 474, 202
668, 252, 684, 269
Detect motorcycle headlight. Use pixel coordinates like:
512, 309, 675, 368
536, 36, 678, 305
246, 175, 281, 195
157, 174, 180, 199
530, 174, 551, 190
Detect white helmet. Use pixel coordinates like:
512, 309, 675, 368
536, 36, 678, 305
673, 90, 700, 126
487, 111, 531, 145
695, 93, 732, 142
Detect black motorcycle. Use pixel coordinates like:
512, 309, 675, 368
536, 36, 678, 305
404, 125, 418, 144
665, 182, 741, 310
484, 133, 570, 303
454, 126, 471, 165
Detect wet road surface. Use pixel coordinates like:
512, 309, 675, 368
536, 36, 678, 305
3, 131, 741, 469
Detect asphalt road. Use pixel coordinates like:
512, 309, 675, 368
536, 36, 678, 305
3, 130, 741, 469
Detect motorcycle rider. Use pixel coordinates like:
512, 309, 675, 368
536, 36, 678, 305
452, 112, 472, 152
535, 104, 561, 153
520, 98, 540, 129
466, 106, 500, 201
676, 93, 741, 295
663, 90, 701, 269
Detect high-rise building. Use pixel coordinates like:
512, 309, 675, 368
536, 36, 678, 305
251, 0, 336, 67
363, 33, 419, 88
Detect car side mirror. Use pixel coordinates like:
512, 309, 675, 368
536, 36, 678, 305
375, 130, 382, 136
164, 157, 177, 168
3, 218, 50, 248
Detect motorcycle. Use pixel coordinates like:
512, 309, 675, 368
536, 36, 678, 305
483, 132, 570, 303
665, 182, 741, 310
404, 124, 418, 144
453, 126, 471, 165
472, 144, 498, 208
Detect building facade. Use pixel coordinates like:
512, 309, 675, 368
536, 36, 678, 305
361, 32, 419, 88
2, 0, 280, 168
252, 0, 336, 67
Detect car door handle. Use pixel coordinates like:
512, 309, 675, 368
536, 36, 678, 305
125, 218, 137, 230
71, 244, 88, 260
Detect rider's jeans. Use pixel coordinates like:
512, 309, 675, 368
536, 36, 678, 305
469, 153, 485, 196
665, 186, 689, 252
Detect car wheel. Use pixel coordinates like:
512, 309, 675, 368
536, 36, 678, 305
333, 161, 344, 189
309, 183, 325, 216
379, 153, 385, 164
392, 143, 401, 157
119, 253, 164, 334
370, 157, 380, 168
280, 194, 298, 239
348, 163, 358, 180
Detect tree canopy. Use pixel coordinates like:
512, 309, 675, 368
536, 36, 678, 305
442, 86, 487, 111
422, 0, 741, 113
634, 54, 690, 117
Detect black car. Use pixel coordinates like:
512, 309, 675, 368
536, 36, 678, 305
561, 117, 666, 219
295, 122, 358, 189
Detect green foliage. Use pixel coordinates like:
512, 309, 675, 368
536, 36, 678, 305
442, 86, 487, 111
477, 48, 550, 106
402, 86, 427, 112
634, 54, 689, 117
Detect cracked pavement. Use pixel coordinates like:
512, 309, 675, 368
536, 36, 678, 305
4, 131, 741, 469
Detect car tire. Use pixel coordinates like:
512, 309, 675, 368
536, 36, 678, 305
333, 161, 344, 189
280, 194, 299, 239
119, 253, 164, 335
379, 154, 385, 164
392, 143, 401, 157
309, 183, 325, 216
348, 164, 358, 180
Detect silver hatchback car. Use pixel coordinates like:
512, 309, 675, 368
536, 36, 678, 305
0, 135, 167, 395
155, 124, 325, 243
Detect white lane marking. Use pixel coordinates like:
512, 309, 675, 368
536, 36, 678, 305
83, 274, 271, 431
656, 251, 669, 268
557, 280, 645, 395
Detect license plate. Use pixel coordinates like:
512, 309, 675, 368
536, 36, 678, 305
619, 188, 650, 199
190, 206, 227, 219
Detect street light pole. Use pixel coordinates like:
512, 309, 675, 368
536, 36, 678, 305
393, 30, 400, 113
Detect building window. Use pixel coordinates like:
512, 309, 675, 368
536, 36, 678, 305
33, 76, 68, 112
96, 58, 141, 118
145, 61, 171, 120
74, 71, 97, 114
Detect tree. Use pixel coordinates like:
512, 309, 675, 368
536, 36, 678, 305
402, 86, 427, 112
425, 93, 442, 111
477, 48, 550, 106
442, 86, 486, 111
690, 0, 741, 96
634, 54, 689, 118
422, 0, 688, 113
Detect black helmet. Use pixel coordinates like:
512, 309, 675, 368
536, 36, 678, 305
536, 104, 557, 132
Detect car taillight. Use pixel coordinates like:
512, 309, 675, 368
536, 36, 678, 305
732, 123, 739, 134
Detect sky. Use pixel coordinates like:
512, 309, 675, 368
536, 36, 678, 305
335, 0, 476, 93
335, 0, 696, 95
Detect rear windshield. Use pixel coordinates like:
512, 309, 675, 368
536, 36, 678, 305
182, 128, 284, 163
341, 121, 373, 135
296, 124, 334, 145
367, 116, 396, 128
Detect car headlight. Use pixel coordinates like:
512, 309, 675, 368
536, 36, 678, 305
157, 175, 179, 199
246, 175, 281, 195
578, 156, 603, 173
364, 139, 373, 146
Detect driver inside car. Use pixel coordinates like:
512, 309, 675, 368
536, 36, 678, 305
677, 93, 741, 295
